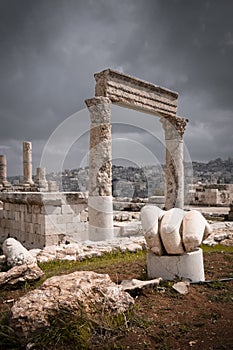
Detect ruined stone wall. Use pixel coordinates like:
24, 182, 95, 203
0, 192, 88, 249
189, 187, 233, 206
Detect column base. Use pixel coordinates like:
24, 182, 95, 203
147, 248, 205, 282
88, 196, 114, 241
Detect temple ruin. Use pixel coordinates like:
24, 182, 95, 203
85, 69, 188, 241
0, 69, 188, 247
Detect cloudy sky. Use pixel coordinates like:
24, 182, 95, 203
0, 0, 232, 176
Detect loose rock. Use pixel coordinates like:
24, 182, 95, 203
10, 271, 134, 340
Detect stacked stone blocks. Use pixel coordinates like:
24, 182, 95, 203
0, 192, 88, 249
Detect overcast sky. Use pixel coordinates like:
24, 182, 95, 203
0, 0, 232, 176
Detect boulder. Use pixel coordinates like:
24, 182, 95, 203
0, 263, 44, 286
160, 208, 185, 254
10, 271, 134, 340
2, 238, 37, 267
182, 210, 212, 252
141, 205, 164, 255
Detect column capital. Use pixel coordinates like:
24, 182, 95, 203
160, 116, 188, 140
85, 96, 111, 108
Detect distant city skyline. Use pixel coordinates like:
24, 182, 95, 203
0, 0, 232, 176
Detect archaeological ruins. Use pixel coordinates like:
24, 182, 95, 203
0, 69, 190, 248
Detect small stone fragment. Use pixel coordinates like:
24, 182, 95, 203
172, 281, 190, 294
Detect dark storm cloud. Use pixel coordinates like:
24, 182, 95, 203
0, 0, 232, 175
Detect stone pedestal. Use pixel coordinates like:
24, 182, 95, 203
160, 117, 188, 210
85, 97, 114, 241
23, 141, 34, 185
147, 248, 205, 283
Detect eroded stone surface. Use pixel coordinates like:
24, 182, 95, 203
0, 263, 44, 286
141, 205, 164, 255
94, 69, 178, 117
10, 271, 134, 339
160, 208, 185, 254
2, 238, 37, 266
182, 210, 211, 252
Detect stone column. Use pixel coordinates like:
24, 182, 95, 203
160, 116, 188, 209
36, 167, 48, 191
23, 141, 34, 185
0, 155, 9, 187
85, 97, 114, 241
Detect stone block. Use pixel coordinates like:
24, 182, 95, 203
32, 205, 41, 214
43, 205, 62, 215
25, 213, 32, 223
20, 212, 24, 221
4, 202, 10, 210
34, 224, 41, 235
32, 214, 38, 224
8, 211, 14, 220
27, 205, 32, 214
73, 214, 81, 223
80, 210, 88, 222
25, 222, 30, 234
14, 212, 20, 221
20, 222, 25, 232
45, 215, 58, 226
45, 235, 59, 246
147, 248, 205, 283
20, 204, 26, 212
57, 214, 73, 224
66, 222, 77, 234
14, 204, 20, 211
61, 205, 73, 214
36, 214, 44, 225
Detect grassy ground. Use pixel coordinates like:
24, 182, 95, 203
0, 245, 233, 349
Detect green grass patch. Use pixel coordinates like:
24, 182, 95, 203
38, 249, 146, 281
201, 244, 233, 253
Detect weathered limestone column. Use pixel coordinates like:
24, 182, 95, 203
23, 141, 34, 185
85, 97, 114, 241
36, 167, 48, 191
0, 155, 9, 187
160, 116, 188, 209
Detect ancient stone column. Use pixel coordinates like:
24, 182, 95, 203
0, 155, 9, 186
160, 116, 188, 209
85, 97, 114, 241
36, 167, 48, 191
23, 141, 34, 185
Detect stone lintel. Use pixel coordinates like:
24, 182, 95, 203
94, 69, 178, 117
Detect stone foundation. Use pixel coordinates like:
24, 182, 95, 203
0, 192, 88, 249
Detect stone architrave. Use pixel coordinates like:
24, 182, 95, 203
85, 97, 114, 241
160, 116, 188, 209
0, 155, 10, 187
23, 141, 34, 185
94, 69, 178, 117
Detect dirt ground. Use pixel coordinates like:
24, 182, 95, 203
96, 250, 233, 350
0, 250, 232, 350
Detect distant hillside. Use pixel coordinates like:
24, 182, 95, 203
192, 157, 233, 184
7, 158, 233, 196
